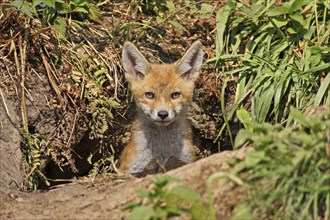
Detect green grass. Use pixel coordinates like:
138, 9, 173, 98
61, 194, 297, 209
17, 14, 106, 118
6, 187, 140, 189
210, 3, 330, 217
233, 106, 330, 219
209, 0, 329, 141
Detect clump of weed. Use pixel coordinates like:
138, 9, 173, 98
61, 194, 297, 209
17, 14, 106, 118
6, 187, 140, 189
3, 0, 101, 37
21, 131, 49, 190
233, 107, 330, 219
210, 0, 330, 144
123, 176, 208, 220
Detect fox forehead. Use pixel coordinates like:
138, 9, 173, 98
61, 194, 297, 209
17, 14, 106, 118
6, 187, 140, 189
147, 64, 180, 87
130, 64, 195, 96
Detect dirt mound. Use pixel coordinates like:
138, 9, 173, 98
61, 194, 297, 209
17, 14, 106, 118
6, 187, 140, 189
0, 93, 246, 219
0, 147, 249, 219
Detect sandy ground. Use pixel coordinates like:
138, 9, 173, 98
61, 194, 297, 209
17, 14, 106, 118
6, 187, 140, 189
0, 147, 249, 219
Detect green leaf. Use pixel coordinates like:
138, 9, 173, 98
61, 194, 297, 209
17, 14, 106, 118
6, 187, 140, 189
162, 203, 180, 216
309, 45, 323, 54
127, 206, 154, 220
199, 3, 213, 18
301, 63, 330, 74
156, 16, 165, 23
154, 176, 182, 188
287, 27, 296, 34
289, 13, 306, 26
122, 201, 140, 210
154, 207, 169, 218
255, 81, 275, 123
190, 204, 207, 220
292, 149, 307, 166
107, 99, 120, 107
201, 3, 213, 13
55, 2, 71, 14
88, 4, 101, 20
168, 20, 186, 31
216, 4, 231, 56
244, 150, 265, 167
268, 17, 287, 41
42, 0, 57, 8
12, 0, 23, 8
272, 17, 288, 28
234, 130, 252, 149
73, 7, 89, 14
314, 73, 330, 106
267, 4, 290, 16
71, 0, 87, 7
1, 4, 13, 16
135, 189, 151, 198
290, 0, 307, 12
54, 17, 67, 37
167, 186, 201, 203
304, 26, 315, 40
32, 0, 44, 7
237, 108, 252, 131
20, 5, 34, 18
230, 203, 253, 220
291, 107, 311, 127
166, 0, 176, 13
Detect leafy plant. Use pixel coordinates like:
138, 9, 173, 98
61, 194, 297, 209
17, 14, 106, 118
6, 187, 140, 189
124, 172, 246, 219
112, 21, 161, 44
21, 131, 50, 190
138, 0, 169, 16
70, 52, 119, 139
116, 0, 187, 42
153, 0, 213, 31
4, 0, 101, 37
113, 0, 214, 43
124, 176, 208, 220
233, 106, 330, 219
87, 144, 116, 177
209, 0, 330, 141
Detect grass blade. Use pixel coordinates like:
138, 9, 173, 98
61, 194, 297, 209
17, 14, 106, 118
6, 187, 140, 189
314, 72, 330, 105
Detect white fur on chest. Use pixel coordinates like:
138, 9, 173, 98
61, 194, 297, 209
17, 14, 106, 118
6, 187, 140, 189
129, 120, 193, 174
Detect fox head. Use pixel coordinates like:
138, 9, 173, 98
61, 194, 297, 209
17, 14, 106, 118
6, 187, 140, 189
122, 41, 203, 126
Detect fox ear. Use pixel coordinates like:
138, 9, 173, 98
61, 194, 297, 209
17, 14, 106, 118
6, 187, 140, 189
122, 42, 150, 80
176, 41, 203, 81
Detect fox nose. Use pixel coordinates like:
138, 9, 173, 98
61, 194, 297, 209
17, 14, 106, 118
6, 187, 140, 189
157, 110, 169, 120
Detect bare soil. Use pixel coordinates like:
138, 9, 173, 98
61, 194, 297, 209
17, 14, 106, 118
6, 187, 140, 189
0, 147, 250, 219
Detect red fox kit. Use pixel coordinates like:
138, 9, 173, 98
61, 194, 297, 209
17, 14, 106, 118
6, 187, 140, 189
119, 41, 203, 177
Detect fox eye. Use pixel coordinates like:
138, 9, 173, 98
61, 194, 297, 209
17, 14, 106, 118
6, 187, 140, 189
171, 92, 181, 99
145, 92, 155, 99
